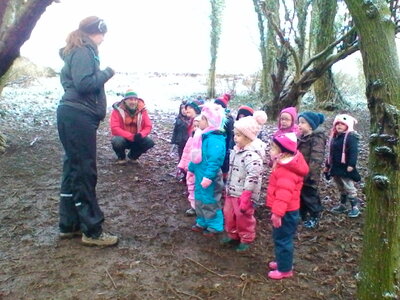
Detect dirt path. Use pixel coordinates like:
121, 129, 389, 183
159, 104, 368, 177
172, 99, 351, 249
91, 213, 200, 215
0, 96, 369, 299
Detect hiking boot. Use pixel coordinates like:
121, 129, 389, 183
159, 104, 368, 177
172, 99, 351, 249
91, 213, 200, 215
185, 208, 196, 217
331, 204, 347, 214
115, 159, 127, 165
235, 243, 250, 252
191, 224, 204, 233
268, 261, 278, 270
348, 206, 360, 218
303, 217, 319, 229
268, 269, 293, 280
59, 230, 81, 239
82, 232, 118, 247
220, 237, 240, 247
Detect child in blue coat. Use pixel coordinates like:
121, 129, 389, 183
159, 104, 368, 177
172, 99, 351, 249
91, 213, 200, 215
189, 103, 226, 236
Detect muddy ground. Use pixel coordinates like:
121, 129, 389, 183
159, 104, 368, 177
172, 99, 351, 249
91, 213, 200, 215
0, 86, 370, 299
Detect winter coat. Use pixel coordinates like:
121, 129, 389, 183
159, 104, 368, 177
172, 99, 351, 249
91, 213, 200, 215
266, 152, 309, 217
226, 138, 266, 202
110, 99, 152, 142
188, 130, 226, 231
171, 113, 191, 147
326, 132, 361, 182
297, 128, 327, 188
59, 38, 114, 121
178, 134, 195, 171
189, 130, 226, 194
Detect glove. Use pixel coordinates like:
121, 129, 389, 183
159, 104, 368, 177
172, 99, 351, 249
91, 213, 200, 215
200, 177, 212, 188
239, 190, 253, 213
271, 213, 282, 228
134, 133, 142, 142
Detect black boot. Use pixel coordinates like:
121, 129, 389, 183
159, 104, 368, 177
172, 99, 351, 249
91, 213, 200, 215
331, 194, 348, 214
348, 197, 360, 218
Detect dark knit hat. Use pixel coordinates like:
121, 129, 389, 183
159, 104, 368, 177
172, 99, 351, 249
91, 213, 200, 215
122, 89, 138, 100
185, 98, 204, 114
298, 111, 325, 130
214, 93, 231, 108
79, 16, 108, 35
236, 105, 254, 120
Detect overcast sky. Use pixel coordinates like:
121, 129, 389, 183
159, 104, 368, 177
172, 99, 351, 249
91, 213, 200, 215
21, 0, 262, 74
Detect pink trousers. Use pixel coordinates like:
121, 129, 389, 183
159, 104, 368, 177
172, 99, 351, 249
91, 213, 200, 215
186, 171, 195, 209
223, 195, 256, 243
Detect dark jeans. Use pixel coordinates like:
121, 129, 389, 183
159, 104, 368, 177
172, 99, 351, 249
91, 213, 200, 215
300, 185, 323, 220
272, 210, 299, 272
111, 136, 155, 160
57, 105, 104, 238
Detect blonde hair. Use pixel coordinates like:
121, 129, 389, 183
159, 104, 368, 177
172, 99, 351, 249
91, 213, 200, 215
63, 16, 100, 55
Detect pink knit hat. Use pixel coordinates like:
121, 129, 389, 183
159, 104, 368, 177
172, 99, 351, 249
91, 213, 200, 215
234, 110, 268, 141
273, 132, 297, 154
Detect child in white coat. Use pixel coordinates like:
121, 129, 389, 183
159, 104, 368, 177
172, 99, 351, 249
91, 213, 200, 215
221, 111, 267, 251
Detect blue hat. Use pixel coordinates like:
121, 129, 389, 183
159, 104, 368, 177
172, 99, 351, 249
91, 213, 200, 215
298, 112, 325, 130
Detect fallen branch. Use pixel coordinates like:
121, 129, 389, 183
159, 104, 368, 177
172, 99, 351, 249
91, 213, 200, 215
185, 256, 241, 279
105, 268, 117, 289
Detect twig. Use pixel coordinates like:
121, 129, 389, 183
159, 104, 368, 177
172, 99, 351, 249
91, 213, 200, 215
241, 280, 248, 297
185, 257, 241, 279
174, 287, 204, 300
105, 268, 117, 289
167, 284, 183, 300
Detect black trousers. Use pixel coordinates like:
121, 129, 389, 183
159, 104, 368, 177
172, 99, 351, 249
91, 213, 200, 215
111, 136, 155, 160
57, 105, 104, 238
300, 185, 323, 220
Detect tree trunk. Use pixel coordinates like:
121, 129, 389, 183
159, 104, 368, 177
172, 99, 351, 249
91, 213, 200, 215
313, 0, 344, 110
0, 0, 55, 79
207, 0, 225, 99
344, 1, 400, 299
295, 0, 309, 68
253, 0, 279, 107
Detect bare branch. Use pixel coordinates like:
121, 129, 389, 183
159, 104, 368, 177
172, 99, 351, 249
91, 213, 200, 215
261, 3, 301, 79
301, 26, 357, 72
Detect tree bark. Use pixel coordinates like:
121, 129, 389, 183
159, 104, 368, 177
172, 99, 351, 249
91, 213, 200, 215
207, 0, 225, 99
0, 0, 55, 79
313, 0, 344, 110
344, 1, 400, 299
253, 0, 279, 107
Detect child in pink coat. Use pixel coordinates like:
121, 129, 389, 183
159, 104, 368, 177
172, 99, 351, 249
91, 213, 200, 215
178, 116, 201, 216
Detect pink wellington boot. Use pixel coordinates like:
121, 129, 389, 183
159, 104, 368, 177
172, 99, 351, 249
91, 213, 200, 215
268, 269, 293, 280
268, 261, 277, 270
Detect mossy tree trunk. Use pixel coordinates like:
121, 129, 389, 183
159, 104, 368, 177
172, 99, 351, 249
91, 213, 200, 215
313, 0, 344, 110
344, 1, 400, 299
207, 0, 225, 99
252, 0, 279, 107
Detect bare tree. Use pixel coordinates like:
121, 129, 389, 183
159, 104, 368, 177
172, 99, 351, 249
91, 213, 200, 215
0, 0, 56, 80
207, 0, 225, 99
260, 0, 359, 119
252, 0, 279, 104
312, 0, 345, 110
343, 0, 400, 298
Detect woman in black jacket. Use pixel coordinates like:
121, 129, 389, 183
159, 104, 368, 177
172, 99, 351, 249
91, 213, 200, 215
57, 16, 117, 246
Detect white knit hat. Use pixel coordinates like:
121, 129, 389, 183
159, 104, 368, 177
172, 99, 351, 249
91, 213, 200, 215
333, 114, 357, 133
234, 110, 268, 141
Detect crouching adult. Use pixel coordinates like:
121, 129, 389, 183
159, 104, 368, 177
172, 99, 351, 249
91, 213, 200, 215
110, 89, 155, 164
